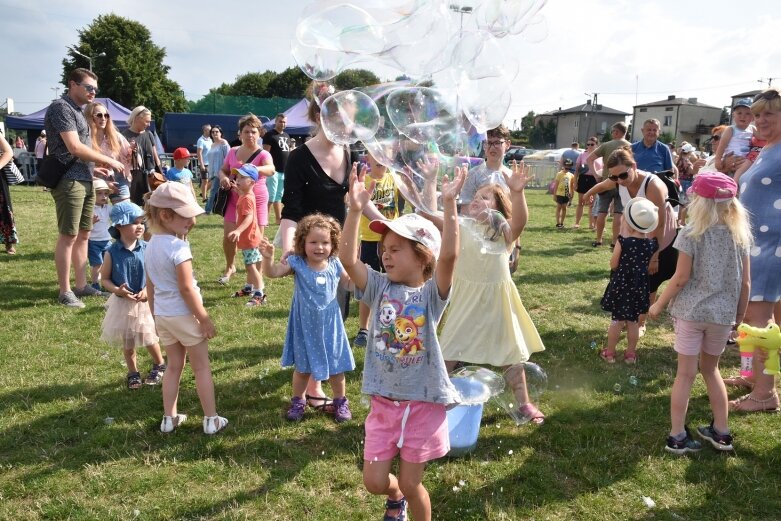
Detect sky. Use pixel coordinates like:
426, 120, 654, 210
1, 0, 780, 129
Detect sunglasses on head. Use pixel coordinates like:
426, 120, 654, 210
754, 90, 781, 103
608, 171, 630, 182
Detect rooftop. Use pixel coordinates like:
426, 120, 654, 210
634, 95, 721, 109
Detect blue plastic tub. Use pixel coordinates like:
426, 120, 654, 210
447, 377, 489, 456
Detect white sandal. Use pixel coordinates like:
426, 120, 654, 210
160, 414, 187, 433
203, 415, 229, 435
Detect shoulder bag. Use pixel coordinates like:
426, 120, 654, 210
213, 148, 262, 217
36, 155, 77, 189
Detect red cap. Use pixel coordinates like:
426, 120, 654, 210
173, 147, 191, 160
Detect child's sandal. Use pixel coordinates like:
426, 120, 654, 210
127, 372, 142, 390
305, 394, 335, 414
599, 349, 615, 364
383, 496, 407, 521
623, 352, 637, 365
518, 402, 545, 425
160, 414, 187, 433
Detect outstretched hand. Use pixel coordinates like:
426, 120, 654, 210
347, 162, 374, 212
415, 155, 440, 183
441, 164, 468, 203
504, 160, 532, 192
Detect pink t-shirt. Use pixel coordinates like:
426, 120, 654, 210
222, 147, 272, 225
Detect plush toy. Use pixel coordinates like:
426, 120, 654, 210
736, 322, 781, 376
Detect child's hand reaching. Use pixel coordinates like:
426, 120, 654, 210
441, 164, 468, 203
648, 302, 663, 319
347, 162, 373, 212
505, 160, 532, 192
415, 155, 440, 183
259, 236, 274, 259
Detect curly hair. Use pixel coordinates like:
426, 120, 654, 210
293, 213, 342, 258
238, 113, 263, 133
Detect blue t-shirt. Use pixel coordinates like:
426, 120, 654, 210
631, 140, 673, 173
356, 269, 459, 404
196, 136, 212, 166
165, 167, 193, 184
108, 239, 147, 294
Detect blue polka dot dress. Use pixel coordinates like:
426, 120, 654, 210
280, 255, 355, 380
739, 144, 781, 303
600, 235, 658, 321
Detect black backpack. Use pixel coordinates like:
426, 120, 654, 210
654, 170, 683, 208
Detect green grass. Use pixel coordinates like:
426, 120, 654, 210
1, 186, 779, 520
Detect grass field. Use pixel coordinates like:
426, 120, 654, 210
0, 185, 779, 520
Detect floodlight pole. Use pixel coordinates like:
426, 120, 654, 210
68, 47, 106, 71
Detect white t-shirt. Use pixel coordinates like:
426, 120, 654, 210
145, 234, 201, 316
91, 204, 112, 241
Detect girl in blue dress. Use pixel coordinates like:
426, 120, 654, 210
260, 213, 355, 422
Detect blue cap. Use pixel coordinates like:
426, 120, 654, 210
232, 163, 259, 182
110, 201, 145, 226
733, 97, 753, 109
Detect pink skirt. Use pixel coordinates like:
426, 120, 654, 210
100, 294, 158, 349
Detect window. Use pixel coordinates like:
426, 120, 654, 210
665, 107, 674, 111
639, 108, 647, 112
600, 121, 607, 132
574, 119, 578, 127
663, 115, 672, 126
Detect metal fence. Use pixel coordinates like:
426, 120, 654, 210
523, 160, 559, 190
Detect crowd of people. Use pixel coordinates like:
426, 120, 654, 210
4, 66, 781, 521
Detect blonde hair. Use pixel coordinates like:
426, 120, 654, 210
144, 196, 177, 235
685, 194, 752, 250
85, 102, 121, 157
751, 88, 781, 115
127, 105, 151, 127
293, 213, 341, 258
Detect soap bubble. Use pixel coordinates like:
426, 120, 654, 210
491, 362, 548, 425
477, 0, 548, 39
320, 90, 380, 145
523, 362, 548, 402
450, 365, 505, 399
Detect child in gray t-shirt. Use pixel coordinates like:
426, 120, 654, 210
649, 172, 751, 455
341, 164, 466, 521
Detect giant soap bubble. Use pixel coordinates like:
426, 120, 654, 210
320, 91, 381, 146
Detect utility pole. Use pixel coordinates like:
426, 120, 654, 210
758, 77, 778, 88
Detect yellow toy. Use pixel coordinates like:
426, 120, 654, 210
736, 322, 781, 376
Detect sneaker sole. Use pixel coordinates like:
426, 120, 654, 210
697, 431, 734, 451
664, 445, 701, 456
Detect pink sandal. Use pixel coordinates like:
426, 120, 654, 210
600, 348, 616, 364
519, 402, 545, 425
623, 352, 637, 365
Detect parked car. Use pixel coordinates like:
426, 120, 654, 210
504, 147, 533, 163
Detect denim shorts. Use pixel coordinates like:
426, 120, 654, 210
88, 239, 111, 267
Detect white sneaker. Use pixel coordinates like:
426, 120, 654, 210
203, 415, 228, 435
160, 414, 187, 433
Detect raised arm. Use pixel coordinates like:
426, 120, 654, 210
259, 237, 293, 278
504, 160, 531, 242
340, 168, 374, 292
434, 165, 467, 299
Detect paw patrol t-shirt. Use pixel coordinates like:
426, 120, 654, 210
356, 268, 459, 404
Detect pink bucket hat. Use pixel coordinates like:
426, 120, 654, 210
688, 171, 737, 201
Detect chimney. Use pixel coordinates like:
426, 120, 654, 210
688, 97, 697, 104
586, 99, 592, 105
667, 95, 676, 101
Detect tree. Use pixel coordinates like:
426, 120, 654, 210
265, 67, 311, 99
62, 14, 187, 124
229, 71, 277, 97
333, 69, 380, 90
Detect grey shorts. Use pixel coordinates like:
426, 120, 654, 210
596, 189, 623, 214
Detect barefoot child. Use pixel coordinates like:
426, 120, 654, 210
649, 172, 750, 454
99, 201, 166, 389
341, 164, 466, 521
145, 182, 227, 434
599, 198, 659, 364
260, 213, 355, 422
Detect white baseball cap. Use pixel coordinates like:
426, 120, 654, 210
369, 213, 441, 258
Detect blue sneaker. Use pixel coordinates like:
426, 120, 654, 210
353, 328, 369, 348
665, 426, 702, 455
697, 421, 734, 451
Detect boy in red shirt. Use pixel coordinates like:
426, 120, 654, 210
227, 164, 265, 306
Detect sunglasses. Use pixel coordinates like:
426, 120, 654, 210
608, 171, 630, 182
711, 135, 720, 141
78, 82, 98, 94
93, 113, 109, 120
754, 90, 780, 103
211, 129, 221, 133
586, 143, 596, 147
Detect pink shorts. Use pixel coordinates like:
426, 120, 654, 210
364, 396, 449, 464
155, 315, 206, 347
673, 318, 731, 356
